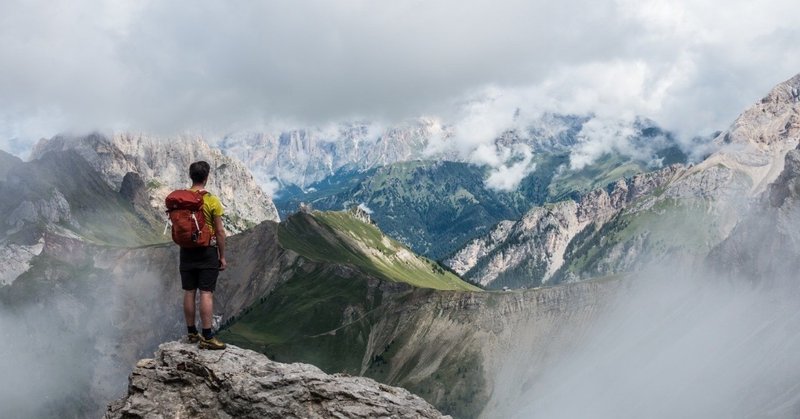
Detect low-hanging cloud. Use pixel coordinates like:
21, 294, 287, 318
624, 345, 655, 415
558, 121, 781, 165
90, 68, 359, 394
488, 267, 800, 419
1, 0, 800, 160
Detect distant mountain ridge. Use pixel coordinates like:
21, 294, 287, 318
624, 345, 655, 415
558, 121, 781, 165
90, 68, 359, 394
269, 119, 687, 259
218, 119, 444, 189
218, 114, 685, 190
32, 132, 280, 233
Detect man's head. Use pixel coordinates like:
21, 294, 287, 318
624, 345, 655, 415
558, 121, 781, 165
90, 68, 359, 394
189, 161, 211, 185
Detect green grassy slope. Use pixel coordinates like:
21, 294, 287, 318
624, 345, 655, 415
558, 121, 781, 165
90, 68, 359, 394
278, 210, 480, 291
219, 265, 487, 418
547, 195, 726, 285
220, 262, 375, 372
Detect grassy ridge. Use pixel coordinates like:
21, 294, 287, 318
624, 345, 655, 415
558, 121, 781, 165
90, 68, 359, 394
278, 210, 480, 291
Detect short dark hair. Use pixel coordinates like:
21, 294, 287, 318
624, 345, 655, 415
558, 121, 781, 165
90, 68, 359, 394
189, 161, 210, 184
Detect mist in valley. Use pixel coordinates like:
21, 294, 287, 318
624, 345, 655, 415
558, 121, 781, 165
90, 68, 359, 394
487, 253, 800, 418
0, 262, 180, 418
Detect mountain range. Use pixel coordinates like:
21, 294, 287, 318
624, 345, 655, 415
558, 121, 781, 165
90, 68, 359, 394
1, 74, 800, 418
445, 73, 800, 289
263, 118, 688, 259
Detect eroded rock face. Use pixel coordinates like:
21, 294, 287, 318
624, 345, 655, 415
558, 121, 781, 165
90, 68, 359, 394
31, 132, 280, 233
445, 166, 682, 287
106, 341, 450, 419
218, 119, 445, 188
710, 144, 800, 279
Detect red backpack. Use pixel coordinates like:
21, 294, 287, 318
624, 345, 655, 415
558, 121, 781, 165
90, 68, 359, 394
165, 189, 213, 247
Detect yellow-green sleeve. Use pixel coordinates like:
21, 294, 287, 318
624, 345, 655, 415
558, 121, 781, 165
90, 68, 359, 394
209, 195, 224, 217
202, 194, 225, 234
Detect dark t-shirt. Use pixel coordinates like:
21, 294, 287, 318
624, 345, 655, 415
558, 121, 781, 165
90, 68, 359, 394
180, 246, 219, 270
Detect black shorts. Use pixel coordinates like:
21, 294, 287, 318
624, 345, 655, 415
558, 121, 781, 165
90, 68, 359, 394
179, 246, 220, 292
180, 268, 219, 292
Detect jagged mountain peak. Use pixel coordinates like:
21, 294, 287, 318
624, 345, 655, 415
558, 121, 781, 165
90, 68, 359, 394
31, 131, 280, 233
720, 72, 800, 148
672, 73, 800, 198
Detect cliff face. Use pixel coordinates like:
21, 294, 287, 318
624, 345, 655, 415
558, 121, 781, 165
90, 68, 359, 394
709, 143, 800, 280
0, 149, 165, 286
219, 115, 683, 192
218, 119, 443, 188
445, 166, 684, 287
31, 132, 280, 232
106, 341, 449, 419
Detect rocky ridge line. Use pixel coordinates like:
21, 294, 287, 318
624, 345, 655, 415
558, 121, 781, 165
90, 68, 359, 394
31, 132, 279, 233
445, 165, 683, 286
105, 341, 450, 419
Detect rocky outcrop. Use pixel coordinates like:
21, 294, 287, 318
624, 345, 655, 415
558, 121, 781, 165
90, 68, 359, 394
6, 190, 72, 230
709, 143, 800, 279
31, 132, 280, 233
106, 341, 449, 419
687, 73, 800, 196
445, 220, 515, 277
445, 166, 683, 287
119, 172, 149, 208
0, 237, 44, 285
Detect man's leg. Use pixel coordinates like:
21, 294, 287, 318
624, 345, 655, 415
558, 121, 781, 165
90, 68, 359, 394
183, 289, 197, 327
199, 290, 214, 330
181, 269, 201, 342
197, 268, 225, 350
198, 290, 225, 349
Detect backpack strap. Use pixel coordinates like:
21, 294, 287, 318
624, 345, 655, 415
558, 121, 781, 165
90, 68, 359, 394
190, 188, 209, 196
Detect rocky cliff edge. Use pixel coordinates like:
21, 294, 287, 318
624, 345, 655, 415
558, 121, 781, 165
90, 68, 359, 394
105, 341, 449, 419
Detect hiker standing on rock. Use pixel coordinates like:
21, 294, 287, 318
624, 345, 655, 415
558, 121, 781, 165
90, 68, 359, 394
165, 161, 227, 350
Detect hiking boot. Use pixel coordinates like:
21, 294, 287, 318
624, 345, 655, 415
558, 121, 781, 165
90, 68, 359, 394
199, 335, 226, 350
187, 332, 201, 344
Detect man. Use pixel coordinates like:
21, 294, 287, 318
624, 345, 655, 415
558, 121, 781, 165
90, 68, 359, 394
180, 161, 227, 350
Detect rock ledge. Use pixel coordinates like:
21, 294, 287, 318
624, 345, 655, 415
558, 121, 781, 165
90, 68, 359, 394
106, 341, 449, 419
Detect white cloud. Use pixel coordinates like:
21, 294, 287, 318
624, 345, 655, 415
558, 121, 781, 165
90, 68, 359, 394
569, 117, 640, 170
1, 0, 799, 159
357, 203, 374, 214
484, 145, 536, 191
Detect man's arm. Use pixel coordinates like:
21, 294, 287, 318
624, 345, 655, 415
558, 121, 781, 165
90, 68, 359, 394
214, 215, 227, 271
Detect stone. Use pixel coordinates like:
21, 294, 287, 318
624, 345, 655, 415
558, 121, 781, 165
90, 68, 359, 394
106, 341, 450, 419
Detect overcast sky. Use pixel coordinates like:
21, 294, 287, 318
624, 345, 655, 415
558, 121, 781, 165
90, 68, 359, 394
2, 0, 800, 156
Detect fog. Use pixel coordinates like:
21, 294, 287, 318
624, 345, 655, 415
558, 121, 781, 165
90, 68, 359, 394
0, 261, 181, 417
0, 303, 99, 417
487, 262, 800, 418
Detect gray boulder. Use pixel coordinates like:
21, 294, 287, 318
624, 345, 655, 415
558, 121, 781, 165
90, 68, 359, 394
106, 341, 450, 419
